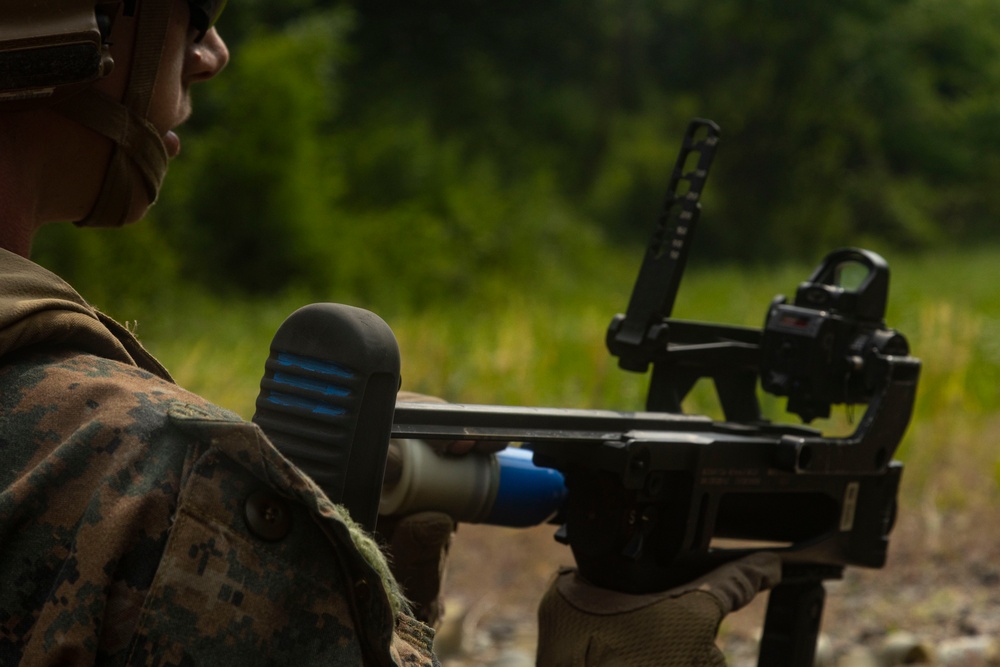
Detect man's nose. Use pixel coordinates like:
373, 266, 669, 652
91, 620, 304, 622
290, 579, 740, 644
188, 27, 230, 83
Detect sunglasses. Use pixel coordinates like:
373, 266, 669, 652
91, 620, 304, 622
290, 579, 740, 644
188, 0, 227, 41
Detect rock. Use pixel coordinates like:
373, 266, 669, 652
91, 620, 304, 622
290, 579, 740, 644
837, 645, 882, 667
813, 634, 837, 667
879, 631, 934, 664
434, 598, 469, 659
936, 635, 1000, 666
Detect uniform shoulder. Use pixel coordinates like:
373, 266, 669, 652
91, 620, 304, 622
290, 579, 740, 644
1, 349, 242, 439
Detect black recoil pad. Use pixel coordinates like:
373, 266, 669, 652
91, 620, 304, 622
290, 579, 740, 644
252, 303, 400, 532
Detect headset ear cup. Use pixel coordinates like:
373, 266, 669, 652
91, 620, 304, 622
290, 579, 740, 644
0, 1, 119, 104
0, 44, 105, 94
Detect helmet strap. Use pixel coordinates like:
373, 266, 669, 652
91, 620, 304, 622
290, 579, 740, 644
56, 0, 172, 227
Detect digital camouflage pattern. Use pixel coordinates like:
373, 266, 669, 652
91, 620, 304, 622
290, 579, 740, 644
0, 248, 438, 666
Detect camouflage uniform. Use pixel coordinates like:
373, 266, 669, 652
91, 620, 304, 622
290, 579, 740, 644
0, 248, 438, 666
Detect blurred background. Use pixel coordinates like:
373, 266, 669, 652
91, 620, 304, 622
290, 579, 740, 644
35, 0, 1000, 307
31, 1, 1000, 663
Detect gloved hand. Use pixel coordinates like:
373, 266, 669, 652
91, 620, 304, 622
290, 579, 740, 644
375, 510, 454, 626
377, 391, 506, 627
536, 553, 782, 666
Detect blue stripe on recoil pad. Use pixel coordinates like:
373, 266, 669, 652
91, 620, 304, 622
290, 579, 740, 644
252, 303, 400, 532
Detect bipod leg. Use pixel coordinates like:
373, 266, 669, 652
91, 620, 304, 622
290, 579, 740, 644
757, 578, 826, 667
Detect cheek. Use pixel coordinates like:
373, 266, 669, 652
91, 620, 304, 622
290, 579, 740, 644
145, 11, 192, 129
149, 59, 187, 127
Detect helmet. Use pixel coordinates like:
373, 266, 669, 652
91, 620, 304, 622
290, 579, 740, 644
0, 0, 226, 226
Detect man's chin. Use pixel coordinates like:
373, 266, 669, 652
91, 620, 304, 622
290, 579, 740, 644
163, 130, 181, 158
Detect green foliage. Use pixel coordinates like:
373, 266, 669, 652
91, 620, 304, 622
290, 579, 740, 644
335, 0, 1000, 264
150, 10, 351, 293
32, 0, 1000, 306
327, 118, 607, 308
31, 220, 181, 311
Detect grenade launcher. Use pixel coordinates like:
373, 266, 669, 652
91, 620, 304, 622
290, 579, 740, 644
387, 119, 921, 667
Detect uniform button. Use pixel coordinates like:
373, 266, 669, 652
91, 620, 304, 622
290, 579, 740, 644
244, 490, 293, 541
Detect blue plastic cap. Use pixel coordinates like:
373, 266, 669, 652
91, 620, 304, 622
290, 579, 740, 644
485, 448, 567, 527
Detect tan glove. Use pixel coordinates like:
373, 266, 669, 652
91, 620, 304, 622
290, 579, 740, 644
376, 510, 455, 626
536, 553, 782, 667
378, 391, 507, 627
